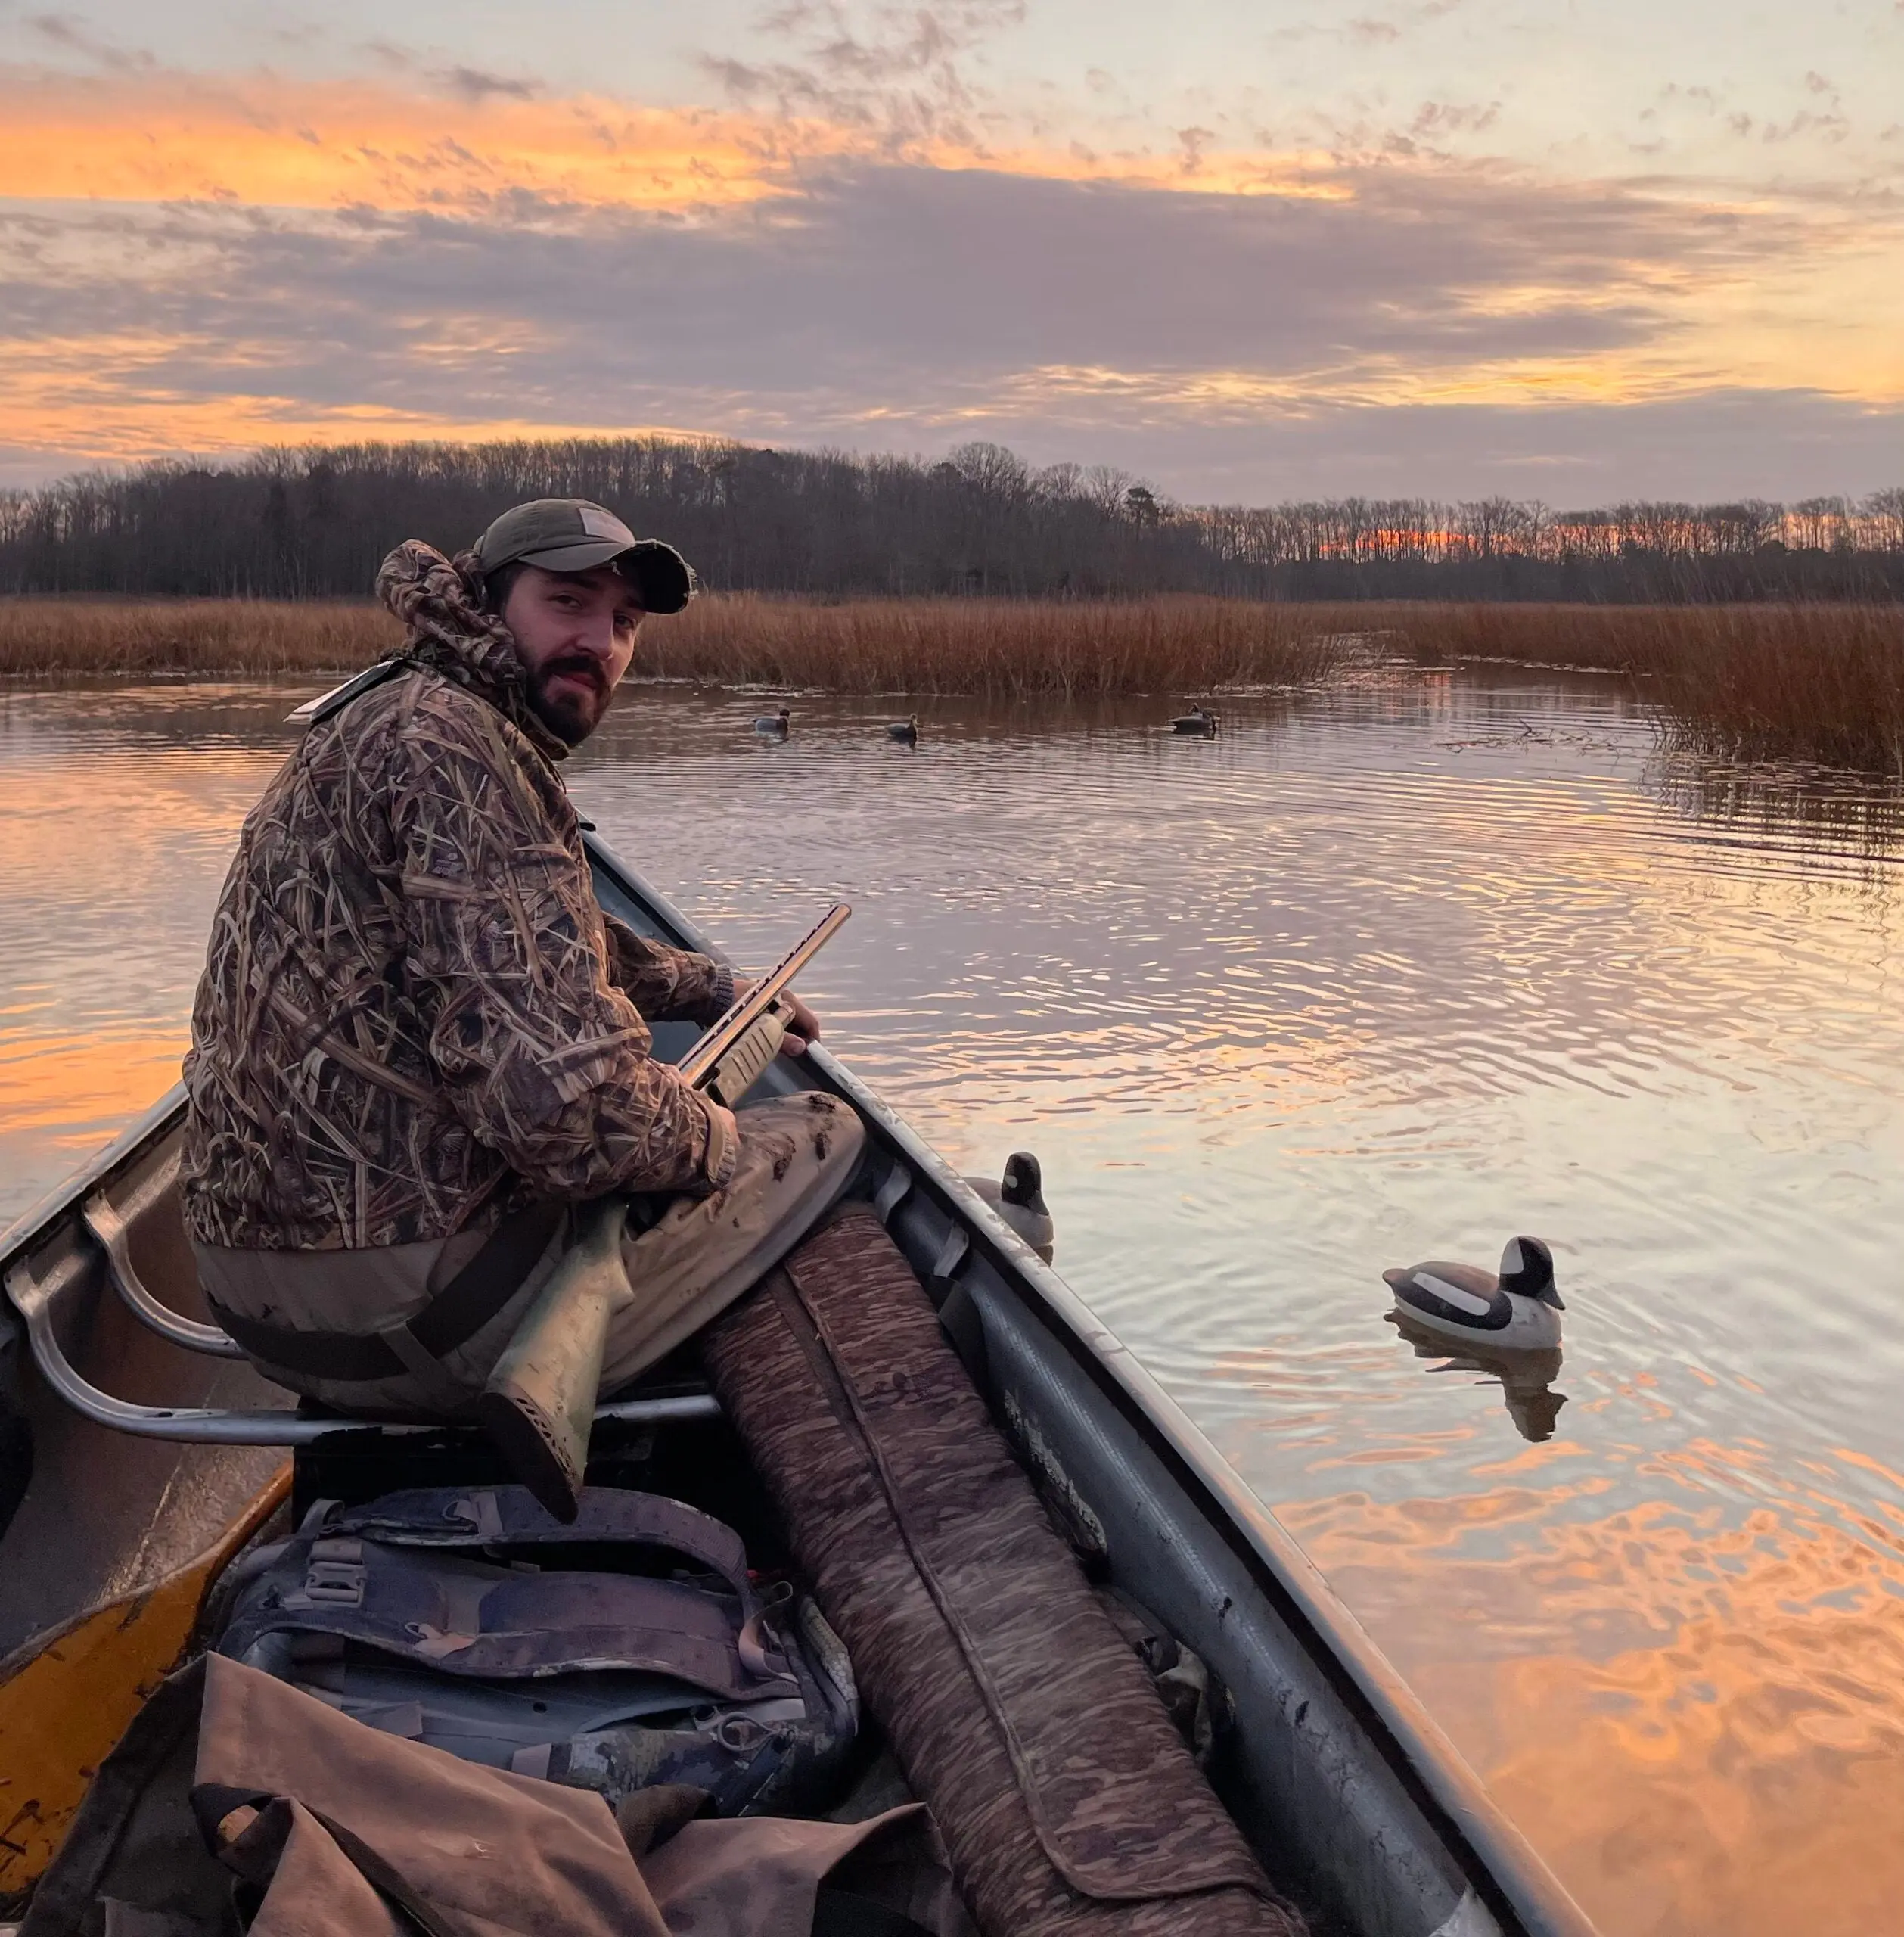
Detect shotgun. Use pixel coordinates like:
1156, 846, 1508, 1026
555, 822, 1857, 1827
477, 905, 851, 1519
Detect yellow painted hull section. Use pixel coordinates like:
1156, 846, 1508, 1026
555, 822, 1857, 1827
0, 1466, 288, 1902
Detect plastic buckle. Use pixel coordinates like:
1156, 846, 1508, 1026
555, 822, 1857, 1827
303, 1536, 366, 1606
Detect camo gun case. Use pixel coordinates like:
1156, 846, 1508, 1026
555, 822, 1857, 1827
703, 1204, 1307, 1937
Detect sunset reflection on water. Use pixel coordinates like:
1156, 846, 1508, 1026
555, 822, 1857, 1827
7, 669, 1904, 1933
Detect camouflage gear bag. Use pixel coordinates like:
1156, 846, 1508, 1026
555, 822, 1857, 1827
217, 1485, 859, 1819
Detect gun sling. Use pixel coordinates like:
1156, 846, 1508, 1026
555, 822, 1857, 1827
207, 1199, 567, 1383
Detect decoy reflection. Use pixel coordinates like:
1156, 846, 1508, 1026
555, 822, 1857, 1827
1386, 1307, 1568, 1444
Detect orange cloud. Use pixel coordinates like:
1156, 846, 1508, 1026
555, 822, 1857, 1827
0, 63, 1364, 218
0, 69, 832, 213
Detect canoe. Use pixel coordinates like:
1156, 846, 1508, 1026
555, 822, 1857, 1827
0, 831, 1597, 1937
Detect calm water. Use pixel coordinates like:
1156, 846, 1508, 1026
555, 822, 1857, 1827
7, 669, 1904, 1934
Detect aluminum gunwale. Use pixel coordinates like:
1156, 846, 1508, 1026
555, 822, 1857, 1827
0, 1085, 188, 1281
584, 830, 1598, 1937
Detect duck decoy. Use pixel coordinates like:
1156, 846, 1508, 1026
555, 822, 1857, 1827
1171, 705, 1219, 736
1387, 1309, 1567, 1443
886, 714, 919, 745
1382, 1236, 1561, 1350
753, 706, 791, 737
966, 1151, 1054, 1262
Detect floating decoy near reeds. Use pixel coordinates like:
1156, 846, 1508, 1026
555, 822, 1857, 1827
886, 714, 919, 745
966, 1151, 1054, 1262
1171, 705, 1219, 736
1383, 1236, 1563, 1350
753, 706, 791, 737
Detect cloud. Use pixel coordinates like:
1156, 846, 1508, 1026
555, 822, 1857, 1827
0, 41, 1896, 500
24, 10, 153, 72
0, 64, 815, 212
0, 163, 1787, 392
433, 65, 542, 104
697, 0, 1026, 147
0, 157, 1885, 496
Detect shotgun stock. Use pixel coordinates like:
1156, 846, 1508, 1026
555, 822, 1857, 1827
475, 905, 850, 1520
474, 1195, 630, 1521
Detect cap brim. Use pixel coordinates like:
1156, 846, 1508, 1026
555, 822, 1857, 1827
512, 539, 634, 573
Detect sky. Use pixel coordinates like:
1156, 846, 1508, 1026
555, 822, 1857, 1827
1, 0, 1899, 502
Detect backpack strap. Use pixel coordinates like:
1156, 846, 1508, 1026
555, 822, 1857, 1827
334, 1488, 756, 1609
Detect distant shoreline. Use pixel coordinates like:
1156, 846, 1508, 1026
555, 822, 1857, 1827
2, 592, 1899, 773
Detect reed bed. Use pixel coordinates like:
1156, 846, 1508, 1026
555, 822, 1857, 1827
647, 593, 1351, 697
1385, 602, 1904, 772
5, 592, 1900, 773
0, 598, 396, 676
0, 592, 1347, 695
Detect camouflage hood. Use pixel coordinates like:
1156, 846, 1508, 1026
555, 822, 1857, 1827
374, 539, 569, 765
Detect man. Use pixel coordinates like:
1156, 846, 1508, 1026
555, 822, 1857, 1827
179, 498, 863, 1431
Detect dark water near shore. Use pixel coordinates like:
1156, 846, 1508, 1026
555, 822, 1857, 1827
7, 669, 1904, 1935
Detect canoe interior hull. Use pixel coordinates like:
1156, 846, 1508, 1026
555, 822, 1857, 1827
0, 837, 1593, 1937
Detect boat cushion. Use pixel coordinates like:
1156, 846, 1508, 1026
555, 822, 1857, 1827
702, 1204, 1308, 1936
215, 1485, 857, 1817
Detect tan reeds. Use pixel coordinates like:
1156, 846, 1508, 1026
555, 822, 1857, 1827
643, 594, 1350, 697
1383, 602, 1904, 771
0, 599, 396, 676
0, 592, 1348, 694
6, 592, 1901, 773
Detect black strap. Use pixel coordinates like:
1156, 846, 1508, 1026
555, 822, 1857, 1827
207, 1200, 566, 1384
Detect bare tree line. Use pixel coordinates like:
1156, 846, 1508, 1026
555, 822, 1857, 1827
2, 437, 1899, 602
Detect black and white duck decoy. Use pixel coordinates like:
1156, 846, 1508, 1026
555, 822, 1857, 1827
753, 706, 791, 737
966, 1151, 1054, 1262
1383, 1236, 1562, 1350
1171, 705, 1219, 736
886, 714, 919, 745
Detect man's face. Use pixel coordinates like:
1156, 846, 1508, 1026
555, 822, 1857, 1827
501, 563, 643, 746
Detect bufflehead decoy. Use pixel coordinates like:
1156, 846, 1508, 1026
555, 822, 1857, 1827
753, 706, 791, 737
1171, 705, 1219, 736
1387, 1308, 1567, 1443
966, 1151, 1054, 1262
887, 714, 919, 745
1383, 1236, 1562, 1350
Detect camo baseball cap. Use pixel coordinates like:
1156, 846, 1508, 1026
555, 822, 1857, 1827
474, 499, 696, 614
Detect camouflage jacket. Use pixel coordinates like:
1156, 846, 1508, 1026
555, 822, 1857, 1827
180, 541, 736, 1253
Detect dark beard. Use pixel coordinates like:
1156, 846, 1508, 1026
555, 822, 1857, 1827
526, 659, 612, 746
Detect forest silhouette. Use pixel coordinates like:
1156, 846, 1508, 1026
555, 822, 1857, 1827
5, 437, 1900, 604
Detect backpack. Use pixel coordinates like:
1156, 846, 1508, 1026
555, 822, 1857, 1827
216, 1484, 858, 1818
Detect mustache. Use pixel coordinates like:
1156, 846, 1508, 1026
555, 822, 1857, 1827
537, 654, 609, 698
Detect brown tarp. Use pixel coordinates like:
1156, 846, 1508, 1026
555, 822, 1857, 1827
23, 1655, 959, 1937
702, 1206, 1309, 1937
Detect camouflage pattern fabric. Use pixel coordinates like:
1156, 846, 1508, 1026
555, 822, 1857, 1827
703, 1206, 1309, 1937
181, 539, 735, 1253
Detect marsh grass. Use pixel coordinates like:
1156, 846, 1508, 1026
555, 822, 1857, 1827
5, 592, 1901, 772
651, 593, 1352, 696
1386, 602, 1904, 771
0, 598, 396, 676
0, 592, 1348, 695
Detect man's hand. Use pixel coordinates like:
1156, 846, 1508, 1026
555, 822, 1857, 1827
732, 978, 822, 1057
